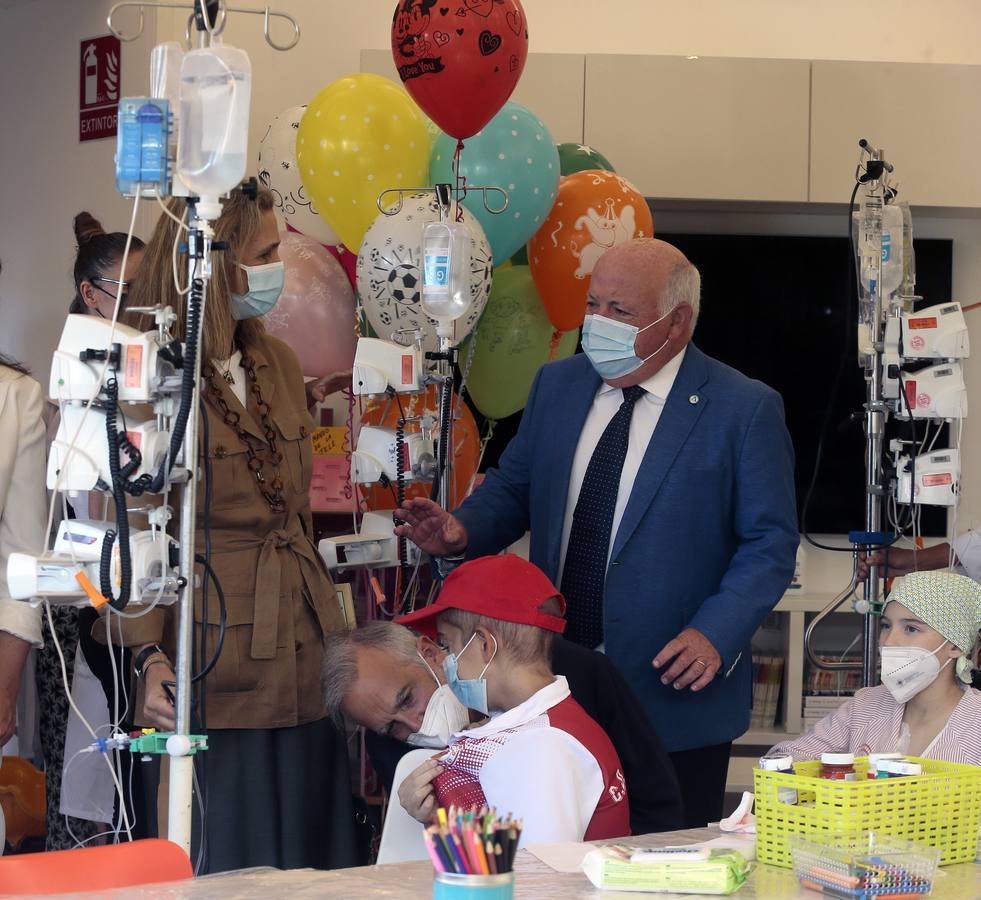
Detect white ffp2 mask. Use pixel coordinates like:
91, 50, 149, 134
405, 652, 471, 747
879, 640, 951, 704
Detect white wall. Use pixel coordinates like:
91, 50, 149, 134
0, 0, 158, 386
3, 0, 981, 558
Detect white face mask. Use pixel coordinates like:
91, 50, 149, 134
879, 639, 952, 704
405, 652, 471, 748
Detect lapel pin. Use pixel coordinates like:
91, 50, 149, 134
689, 394, 700, 405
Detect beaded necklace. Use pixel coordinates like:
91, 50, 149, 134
202, 346, 286, 513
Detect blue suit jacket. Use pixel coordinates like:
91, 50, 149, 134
454, 346, 799, 752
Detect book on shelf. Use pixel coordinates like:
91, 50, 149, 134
805, 656, 862, 695
803, 694, 854, 709
750, 654, 784, 729
801, 688, 854, 725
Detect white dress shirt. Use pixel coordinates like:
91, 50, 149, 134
559, 348, 687, 582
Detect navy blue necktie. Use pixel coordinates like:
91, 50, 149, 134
560, 385, 646, 647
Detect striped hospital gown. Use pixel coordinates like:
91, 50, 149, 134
769, 684, 981, 764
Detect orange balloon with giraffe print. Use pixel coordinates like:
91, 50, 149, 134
528, 169, 654, 332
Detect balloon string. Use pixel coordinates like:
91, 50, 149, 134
465, 418, 496, 500
547, 328, 562, 361
453, 139, 466, 223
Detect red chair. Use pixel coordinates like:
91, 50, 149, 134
0, 838, 192, 894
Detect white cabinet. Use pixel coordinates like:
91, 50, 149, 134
583, 55, 810, 202
810, 60, 981, 207
360, 50, 585, 145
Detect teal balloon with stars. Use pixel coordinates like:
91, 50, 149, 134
430, 102, 560, 265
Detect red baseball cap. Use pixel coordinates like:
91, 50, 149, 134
396, 554, 567, 640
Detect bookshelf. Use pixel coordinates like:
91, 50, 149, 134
727, 590, 861, 793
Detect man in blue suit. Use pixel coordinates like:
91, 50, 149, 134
395, 238, 798, 827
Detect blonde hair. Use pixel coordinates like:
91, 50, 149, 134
439, 596, 564, 666
129, 187, 274, 360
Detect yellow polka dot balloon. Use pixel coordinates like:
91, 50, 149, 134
297, 74, 430, 251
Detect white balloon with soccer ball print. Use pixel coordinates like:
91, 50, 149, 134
356, 193, 493, 353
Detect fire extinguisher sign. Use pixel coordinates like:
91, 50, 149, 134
79, 35, 121, 142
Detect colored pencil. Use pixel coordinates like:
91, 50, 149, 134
424, 807, 523, 874
485, 839, 498, 875
424, 829, 447, 873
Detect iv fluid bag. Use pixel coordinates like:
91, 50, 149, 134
899, 201, 916, 301
177, 45, 251, 198
150, 42, 183, 108
421, 221, 473, 332
854, 194, 904, 297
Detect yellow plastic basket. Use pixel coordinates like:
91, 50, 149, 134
753, 756, 981, 868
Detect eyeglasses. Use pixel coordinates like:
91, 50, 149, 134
91, 276, 130, 304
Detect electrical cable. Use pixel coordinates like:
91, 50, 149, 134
429, 377, 453, 504
104, 612, 125, 842
191, 754, 208, 875
44, 601, 133, 840
191, 554, 226, 684
799, 180, 864, 553
103, 377, 133, 610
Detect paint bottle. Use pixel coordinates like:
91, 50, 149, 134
820, 752, 857, 781
759, 752, 797, 804
878, 758, 923, 778
867, 752, 904, 779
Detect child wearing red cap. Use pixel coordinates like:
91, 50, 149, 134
395, 554, 631, 843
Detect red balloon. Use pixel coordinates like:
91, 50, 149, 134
390, 0, 529, 140
324, 243, 358, 290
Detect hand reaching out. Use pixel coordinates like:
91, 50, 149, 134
394, 498, 468, 557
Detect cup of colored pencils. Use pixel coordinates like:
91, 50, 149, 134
426, 806, 521, 898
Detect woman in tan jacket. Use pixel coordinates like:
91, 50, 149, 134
108, 187, 357, 873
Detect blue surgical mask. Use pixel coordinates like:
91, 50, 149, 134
231, 260, 285, 320
581, 307, 674, 379
442, 632, 497, 716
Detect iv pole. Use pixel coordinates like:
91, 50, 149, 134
373, 183, 508, 551
805, 140, 894, 689
168, 208, 211, 854
108, 0, 301, 857
859, 143, 890, 688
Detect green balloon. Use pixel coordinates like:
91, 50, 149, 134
509, 244, 529, 267
557, 142, 615, 176
464, 267, 578, 421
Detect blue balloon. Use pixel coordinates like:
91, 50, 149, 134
430, 102, 560, 264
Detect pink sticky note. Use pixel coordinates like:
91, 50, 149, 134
310, 456, 355, 512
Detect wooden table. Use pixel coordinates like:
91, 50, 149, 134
27, 827, 981, 898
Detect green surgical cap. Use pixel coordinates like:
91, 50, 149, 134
887, 570, 981, 654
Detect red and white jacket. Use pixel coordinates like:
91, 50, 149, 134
432, 676, 631, 842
